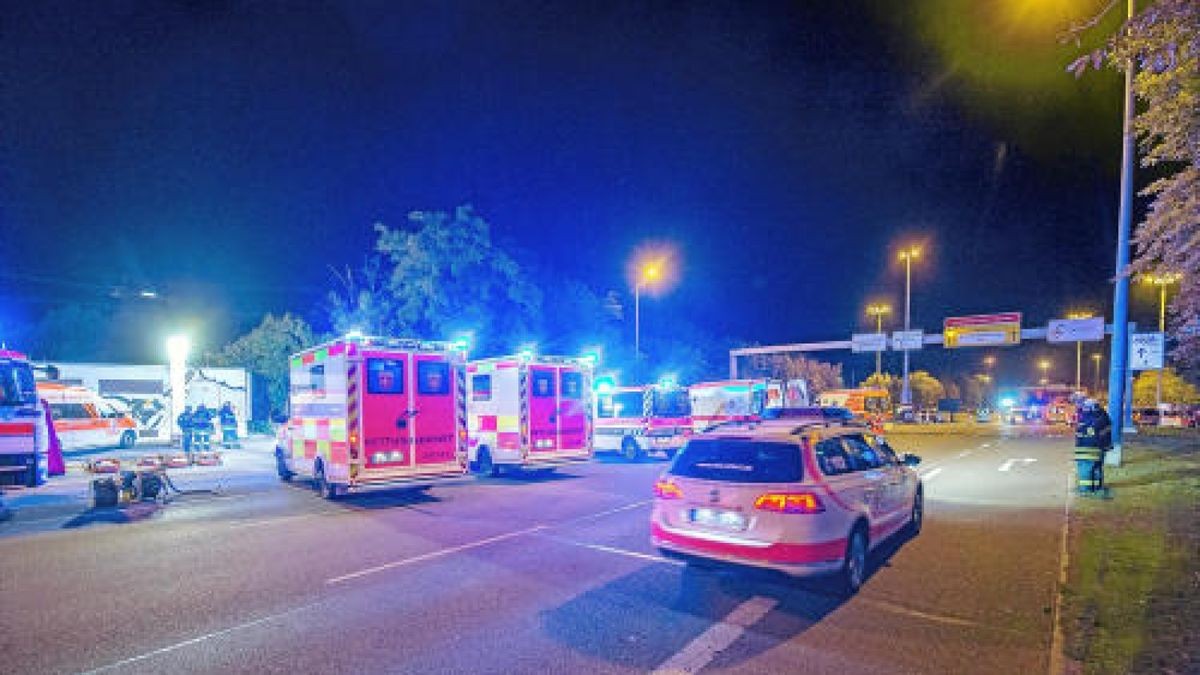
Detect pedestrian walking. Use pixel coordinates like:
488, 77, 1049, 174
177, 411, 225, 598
1074, 398, 1112, 493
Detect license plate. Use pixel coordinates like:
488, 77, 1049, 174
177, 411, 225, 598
688, 507, 747, 531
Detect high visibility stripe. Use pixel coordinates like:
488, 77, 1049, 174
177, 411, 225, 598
347, 362, 360, 460
455, 363, 468, 461
643, 389, 653, 418
497, 415, 519, 432
519, 366, 529, 450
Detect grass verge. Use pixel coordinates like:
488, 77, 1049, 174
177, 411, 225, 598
1060, 431, 1199, 674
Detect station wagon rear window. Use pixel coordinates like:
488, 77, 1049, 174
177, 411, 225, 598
670, 439, 803, 483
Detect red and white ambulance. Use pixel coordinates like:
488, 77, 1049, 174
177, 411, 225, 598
594, 383, 692, 461
276, 336, 469, 498
466, 355, 593, 475
0, 350, 47, 487
689, 378, 811, 432
36, 382, 138, 451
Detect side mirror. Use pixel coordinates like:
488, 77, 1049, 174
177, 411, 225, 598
902, 453, 922, 467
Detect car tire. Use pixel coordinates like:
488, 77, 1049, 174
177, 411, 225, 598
119, 430, 137, 449
314, 460, 337, 500
621, 436, 643, 462
907, 488, 924, 537
275, 449, 294, 482
838, 526, 869, 595
477, 448, 500, 477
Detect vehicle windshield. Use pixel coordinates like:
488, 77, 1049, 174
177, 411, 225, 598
597, 392, 644, 418
670, 438, 803, 483
0, 361, 37, 407
653, 389, 691, 418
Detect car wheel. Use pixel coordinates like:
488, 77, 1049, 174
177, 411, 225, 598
908, 488, 924, 536
839, 527, 868, 595
621, 436, 643, 462
275, 449, 294, 482
477, 448, 500, 477
119, 431, 137, 449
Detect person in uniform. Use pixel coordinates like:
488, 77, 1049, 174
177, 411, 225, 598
1074, 399, 1112, 493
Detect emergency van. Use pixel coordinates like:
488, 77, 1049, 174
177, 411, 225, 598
276, 336, 470, 498
818, 388, 891, 421
466, 355, 593, 475
690, 378, 811, 432
594, 383, 691, 461
0, 350, 47, 487
36, 382, 138, 451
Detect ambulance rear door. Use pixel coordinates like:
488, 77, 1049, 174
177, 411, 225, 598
557, 365, 590, 454
361, 352, 413, 474
409, 352, 462, 472
527, 363, 558, 454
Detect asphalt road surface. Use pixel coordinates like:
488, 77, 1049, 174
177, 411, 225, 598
0, 429, 1075, 674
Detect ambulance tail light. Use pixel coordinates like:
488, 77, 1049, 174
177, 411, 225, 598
653, 479, 683, 500
753, 492, 824, 514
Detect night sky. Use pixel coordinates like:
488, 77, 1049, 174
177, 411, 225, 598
0, 1, 1167, 383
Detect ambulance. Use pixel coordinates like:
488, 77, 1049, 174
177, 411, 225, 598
466, 354, 593, 476
594, 382, 691, 461
276, 336, 470, 498
689, 378, 811, 432
36, 382, 138, 451
0, 349, 47, 487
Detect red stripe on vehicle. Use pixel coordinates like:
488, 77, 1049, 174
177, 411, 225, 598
0, 423, 36, 435
652, 523, 845, 564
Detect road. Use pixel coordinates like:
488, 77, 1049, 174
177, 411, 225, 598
0, 429, 1074, 674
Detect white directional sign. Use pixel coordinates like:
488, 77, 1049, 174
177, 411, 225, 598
1130, 332, 1165, 371
891, 330, 924, 351
851, 332, 887, 353
1047, 317, 1105, 343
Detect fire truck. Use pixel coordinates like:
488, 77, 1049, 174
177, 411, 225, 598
688, 378, 810, 432
594, 382, 691, 461
466, 355, 593, 476
0, 350, 47, 487
276, 336, 469, 498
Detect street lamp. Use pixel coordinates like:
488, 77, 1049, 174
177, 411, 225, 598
897, 246, 921, 406
634, 261, 662, 381
1067, 311, 1094, 392
166, 334, 191, 447
1142, 272, 1181, 411
983, 355, 996, 369
866, 303, 891, 377
1091, 353, 1103, 395
1038, 359, 1051, 385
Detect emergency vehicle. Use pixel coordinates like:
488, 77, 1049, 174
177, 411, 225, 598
466, 355, 593, 475
0, 350, 47, 487
594, 383, 691, 461
818, 388, 891, 421
689, 378, 810, 432
36, 382, 138, 451
276, 336, 470, 498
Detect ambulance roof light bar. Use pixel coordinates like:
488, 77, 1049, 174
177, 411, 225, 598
305, 335, 462, 354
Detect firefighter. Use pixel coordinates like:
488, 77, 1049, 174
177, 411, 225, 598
219, 402, 239, 449
1074, 399, 1112, 493
192, 404, 214, 451
177, 405, 194, 453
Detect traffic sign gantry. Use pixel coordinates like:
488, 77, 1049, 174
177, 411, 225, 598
891, 330, 923, 350
1048, 317, 1105, 343
851, 333, 887, 353
943, 312, 1022, 348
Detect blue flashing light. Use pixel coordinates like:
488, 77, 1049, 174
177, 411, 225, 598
344, 329, 365, 340
658, 374, 678, 389
999, 397, 1016, 409
450, 336, 471, 352
517, 345, 536, 361
595, 376, 616, 395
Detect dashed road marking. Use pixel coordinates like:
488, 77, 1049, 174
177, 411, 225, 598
539, 533, 683, 566
920, 467, 943, 481
998, 458, 1038, 472
651, 596, 779, 674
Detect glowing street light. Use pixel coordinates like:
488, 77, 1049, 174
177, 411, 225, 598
1142, 272, 1181, 410
166, 334, 191, 448
1038, 359, 1052, 385
633, 259, 666, 381
865, 303, 891, 377
983, 355, 996, 368
896, 246, 921, 406
1091, 352, 1103, 395
1066, 310, 1094, 391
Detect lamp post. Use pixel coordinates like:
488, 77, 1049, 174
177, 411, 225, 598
1039, 359, 1052, 386
1067, 311, 1094, 392
1091, 353, 1103, 395
897, 246, 921, 406
1143, 273, 1181, 411
166, 334, 191, 447
866, 303, 891, 377
633, 262, 661, 382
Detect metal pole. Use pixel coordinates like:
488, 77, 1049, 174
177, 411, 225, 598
901, 256, 912, 406
1093, 355, 1102, 395
1105, 0, 1135, 467
875, 313, 883, 377
1156, 282, 1165, 412
634, 282, 641, 382
1076, 340, 1082, 391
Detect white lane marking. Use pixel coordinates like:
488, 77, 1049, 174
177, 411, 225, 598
564, 499, 652, 524
998, 458, 1037, 472
327, 524, 548, 585
540, 533, 684, 566
957, 450, 973, 458
651, 596, 779, 674
920, 467, 943, 481
860, 598, 988, 629
228, 512, 334, 530
1048, 472, 1075, 675
979, 442, 992, 449
79, 600, 324, 674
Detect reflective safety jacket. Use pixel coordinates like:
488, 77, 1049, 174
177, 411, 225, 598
1075, 409, 1112, 459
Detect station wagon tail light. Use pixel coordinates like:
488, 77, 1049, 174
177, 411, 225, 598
754, 492, 825, 514
654, 479, 683, 500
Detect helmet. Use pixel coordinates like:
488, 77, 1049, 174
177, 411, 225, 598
1081, 398, 1098, 411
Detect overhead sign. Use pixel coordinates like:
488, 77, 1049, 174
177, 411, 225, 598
1048, 317, 1105, 343
944, 312, 1022, 348
1130, 332, 1165, 370
891, 330, 924, 351
851, 333, 887, 353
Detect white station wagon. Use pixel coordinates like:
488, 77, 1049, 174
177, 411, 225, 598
651, 420, 922, 593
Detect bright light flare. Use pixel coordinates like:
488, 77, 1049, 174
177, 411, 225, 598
627, 242, 680, 296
